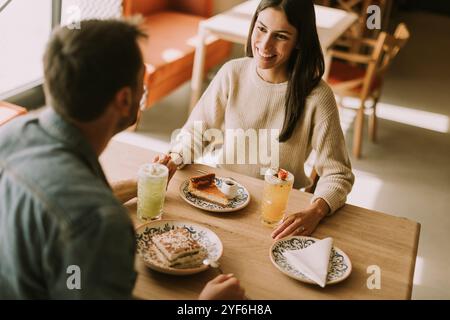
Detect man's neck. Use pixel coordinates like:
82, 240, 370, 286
72, 117, 116, 157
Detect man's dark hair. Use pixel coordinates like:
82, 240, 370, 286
43, 19, 147, 122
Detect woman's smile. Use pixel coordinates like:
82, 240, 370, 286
251, 7, 298, 83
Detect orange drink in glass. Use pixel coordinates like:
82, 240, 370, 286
260, 168, 294, 227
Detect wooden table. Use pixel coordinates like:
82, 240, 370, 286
190, 0, 358, 110
100, 140, 420, 300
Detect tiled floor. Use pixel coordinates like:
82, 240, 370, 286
114, 11, 450, 299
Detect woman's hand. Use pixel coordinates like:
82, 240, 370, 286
153, 154, 177, 184
271, 198, 330, 240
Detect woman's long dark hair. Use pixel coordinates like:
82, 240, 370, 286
246, 0, 324, 142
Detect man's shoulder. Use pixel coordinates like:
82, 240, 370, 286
0, 113, 39, 157
29, 157, 121, 220
1, 138, 123, 230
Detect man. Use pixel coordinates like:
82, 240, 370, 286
0, 19, 245, 299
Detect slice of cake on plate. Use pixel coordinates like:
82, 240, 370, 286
188, 173, 230, 207
152, 228, 207, 268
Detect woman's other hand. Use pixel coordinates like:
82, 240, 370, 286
153, 154, 177, 184
271, 198, 330, 240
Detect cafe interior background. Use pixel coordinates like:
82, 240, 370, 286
1, 0, 449, 299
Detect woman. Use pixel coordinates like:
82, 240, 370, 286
169, 0, 354, 239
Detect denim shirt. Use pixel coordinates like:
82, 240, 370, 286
0, 108, 136, 299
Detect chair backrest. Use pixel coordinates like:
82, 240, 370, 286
337, 0, 390, 39
368, 0, 390, 35
337, 0, 389, 20
360, 23, 409, 97
378, 23, 410, 74
122, 0, 212, 18
359, 30, 388, 98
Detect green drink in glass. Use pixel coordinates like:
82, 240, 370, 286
137, 163, 168, 221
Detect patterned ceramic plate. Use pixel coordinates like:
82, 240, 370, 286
270, 236, 352, 286
179, 177, 250, 213
136, 220, 223, 276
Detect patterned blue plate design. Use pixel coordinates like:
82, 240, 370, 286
270, 236, 352, 285
136, 220, 223, 275
179, 177, 250, 213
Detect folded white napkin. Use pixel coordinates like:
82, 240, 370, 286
283, 237, 333, 288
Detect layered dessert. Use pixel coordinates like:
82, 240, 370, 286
151, 228, 207, 268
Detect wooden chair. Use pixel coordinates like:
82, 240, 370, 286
305, 167, 320, 194
0, 101, 27, 126
334, 0, 391, 53
122, 0, 232, 129
327, 23, 410, 158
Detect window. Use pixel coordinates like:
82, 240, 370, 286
0, 0, 122, 99
60, 0, 121, 26
0, 0, 52, 98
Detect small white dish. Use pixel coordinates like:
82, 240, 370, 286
219, 178, 239, 199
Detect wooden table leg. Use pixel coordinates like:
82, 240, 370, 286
323, 48, 332, 81
353, 104, 365, 158
190, 25, 207, 113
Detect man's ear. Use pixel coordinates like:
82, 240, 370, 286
114, 87, 133, 117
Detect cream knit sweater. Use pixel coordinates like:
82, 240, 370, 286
171, 57, 354, 213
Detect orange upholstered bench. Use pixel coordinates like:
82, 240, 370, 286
123, 0, 232, 113
0, 101, 27, 126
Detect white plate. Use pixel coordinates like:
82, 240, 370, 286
270, 236, 352, 286
136, 220, 223, 276
179, 177, 250, 213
